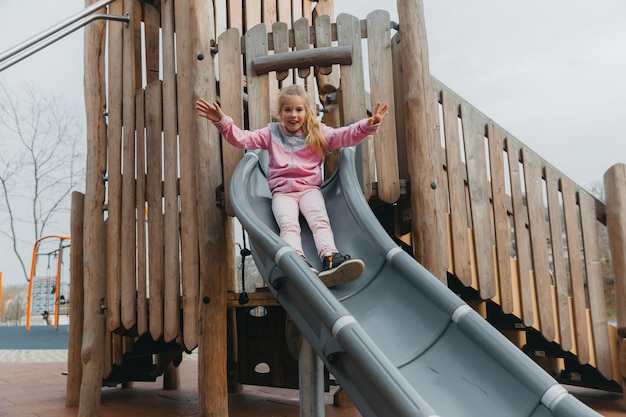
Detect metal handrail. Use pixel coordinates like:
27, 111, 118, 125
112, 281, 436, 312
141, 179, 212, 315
0, 0, 128, 73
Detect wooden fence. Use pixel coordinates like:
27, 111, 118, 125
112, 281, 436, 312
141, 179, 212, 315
71, 0, 625, 415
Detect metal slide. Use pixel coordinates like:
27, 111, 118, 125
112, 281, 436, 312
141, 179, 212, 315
229, 148, 601, 417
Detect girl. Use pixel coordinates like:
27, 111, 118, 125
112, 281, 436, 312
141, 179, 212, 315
196, 85, 389, 287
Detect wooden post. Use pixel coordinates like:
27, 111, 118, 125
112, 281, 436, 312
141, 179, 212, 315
604, 163, 626, 335
77, 1, 108, 415
190, 0, 233, 416
396, 0, 446, 280
604, 163, 626, 391
66, 192, 85, 407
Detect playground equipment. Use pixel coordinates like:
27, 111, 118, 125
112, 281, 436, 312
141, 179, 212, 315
25, 235, 71, 329
2, 0, 626, 416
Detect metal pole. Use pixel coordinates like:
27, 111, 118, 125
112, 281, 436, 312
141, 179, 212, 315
298, 338, 325, 417
0, 0, 117, 63
0, 13, 128, 73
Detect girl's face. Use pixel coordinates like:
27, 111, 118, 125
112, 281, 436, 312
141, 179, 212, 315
279, 95, 307, 134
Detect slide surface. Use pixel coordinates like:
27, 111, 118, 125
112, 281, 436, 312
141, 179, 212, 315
229, 148, 601, 417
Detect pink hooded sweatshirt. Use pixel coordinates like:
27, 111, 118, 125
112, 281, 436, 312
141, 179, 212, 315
214, 116, 380, 195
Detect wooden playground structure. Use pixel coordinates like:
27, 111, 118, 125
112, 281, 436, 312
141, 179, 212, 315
61, 0, 626, 416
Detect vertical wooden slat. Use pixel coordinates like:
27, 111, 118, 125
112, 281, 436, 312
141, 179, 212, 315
66, 192, 84, 407
245, 0, 262, 30
215, 0, 228, 37
561, 178, 590, 364
277, 0, 292, 26
579, 191, 612, 377
162, 0, 181, 344
144, 2, 161, 85
461, 104, 495, 299
292, 0, 303, 20
390, 32, 408, 182
121, 0, 139, 331
293, 18, 311, 79
441, 90, 471, 285
77, 2, 108, 414
522, 148, 554, 341
488, 123, 513, 314
337, 13, 370, 198
135, 91, 148, 336
506, 137, 534, 326
106, 0, 123, 333
219, 28, 244, 218
192, 1, 231, 415
367, 10, 399, 204
272, 22, 290, 82
145, 81, 164, 341
604, 164, 626, 336
175, 0, 200, 351
246, 24, 271, 128
228, 0, 243, 31
545, 166, 572, 350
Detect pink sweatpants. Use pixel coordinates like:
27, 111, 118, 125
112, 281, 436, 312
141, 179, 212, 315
271, 188, 337, 260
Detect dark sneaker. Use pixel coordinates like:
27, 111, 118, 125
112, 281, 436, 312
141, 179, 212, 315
318, 252, 364, 287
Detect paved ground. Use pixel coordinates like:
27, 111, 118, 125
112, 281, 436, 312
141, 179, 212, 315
0, 325, 624, 416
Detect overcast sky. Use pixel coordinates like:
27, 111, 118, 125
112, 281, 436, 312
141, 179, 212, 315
1, 0, 625, 286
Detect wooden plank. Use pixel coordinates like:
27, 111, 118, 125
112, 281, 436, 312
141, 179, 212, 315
219, 28, 244, 218
461, 104, 495, 299
487, 123, 513, 314
228, 0, 243, 31
121, 0, 139, 331
545, 166, 572, 351
506, 136, 534, 326
215, 0, 228, 37
521, 148, 555, 341
175, 0, 200, 351
65, 192, 84, 407
391, 32, 408, 182
292, 0, 303, 20
145, 80, 164, 341
263, 0, 278, 27
272, 22, 291, 82
245, 0, 262, 30
144, 3, 160, 84
79, 4, 108, 413
246, 24, 271, 128
135, 91, 148, 336
604, 164, 626, 336
106, 0, 123, 333
162, 0, 181, 344
191, 3, 231, 415
366, 10, 399, 204
337, 13, 370, 198
561, 177, 590, 364
293, 18, 310, 79
314, 14, 333, 77
277, 0, 292, 26
441, 90, 471, 285
579, 191, 612, 377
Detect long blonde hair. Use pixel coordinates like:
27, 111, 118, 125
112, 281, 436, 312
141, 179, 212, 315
277, 85, 327, 156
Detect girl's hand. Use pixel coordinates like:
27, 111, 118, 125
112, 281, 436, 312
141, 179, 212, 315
196, 98, 224, 123
368, 102, 390, 126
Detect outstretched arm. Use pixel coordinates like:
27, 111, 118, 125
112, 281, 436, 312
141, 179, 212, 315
196, 98, 225, 123
367, 102, 390, 126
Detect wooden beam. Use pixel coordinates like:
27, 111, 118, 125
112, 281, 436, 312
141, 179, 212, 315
252, 44, 351, 74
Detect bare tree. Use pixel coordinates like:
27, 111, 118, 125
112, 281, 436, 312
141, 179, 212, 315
0, 81, 85, 282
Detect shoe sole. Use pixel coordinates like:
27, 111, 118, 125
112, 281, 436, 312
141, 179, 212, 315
318, 259, 364, 287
